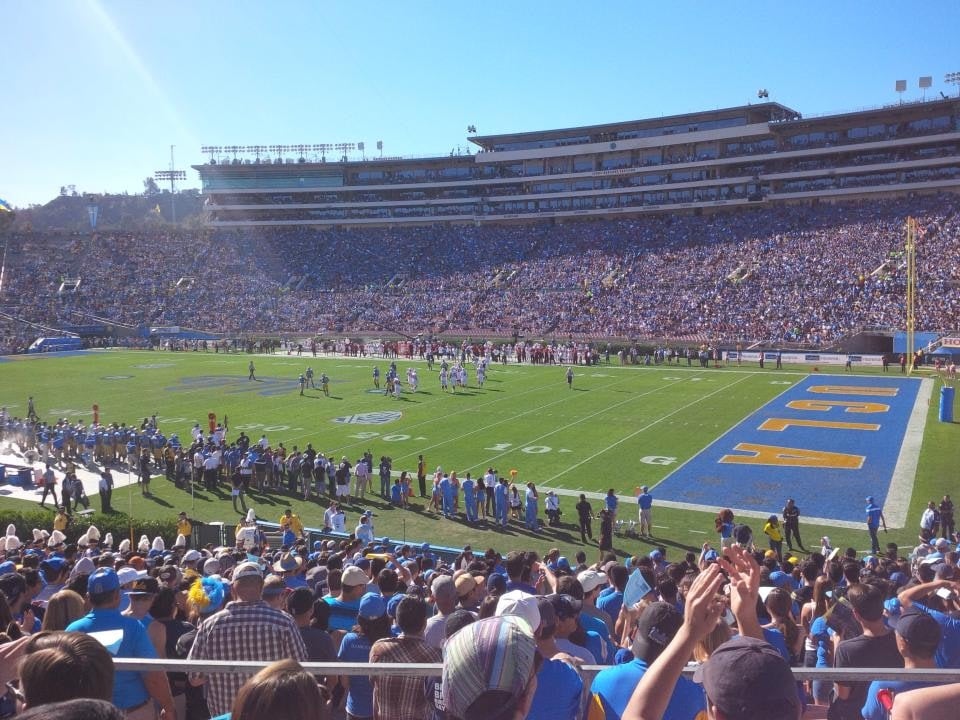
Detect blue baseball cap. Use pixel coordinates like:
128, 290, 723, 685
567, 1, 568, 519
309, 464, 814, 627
866, 496, 874, 503
41, 557, 66, 574
0, 561, 15, 576
386, 593, 404, 618
557, 557, 571, 572
358, 591, 387, 620
88, 567, 120, 595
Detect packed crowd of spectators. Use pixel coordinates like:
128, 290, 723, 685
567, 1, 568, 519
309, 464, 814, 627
0, 195, 957, 352
6, 497, 960, 718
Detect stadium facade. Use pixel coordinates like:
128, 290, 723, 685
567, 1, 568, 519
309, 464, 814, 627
195, 98, 960, 227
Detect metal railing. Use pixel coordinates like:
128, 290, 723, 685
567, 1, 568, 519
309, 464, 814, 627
113, 658, 960, 686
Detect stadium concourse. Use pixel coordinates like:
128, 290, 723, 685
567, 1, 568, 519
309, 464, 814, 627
1, 195, 959, 355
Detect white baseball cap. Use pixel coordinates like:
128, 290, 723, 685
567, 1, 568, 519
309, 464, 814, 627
495, 590, 541, 634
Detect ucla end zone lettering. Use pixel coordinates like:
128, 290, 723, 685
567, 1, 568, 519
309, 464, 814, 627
655, 375, 922, 523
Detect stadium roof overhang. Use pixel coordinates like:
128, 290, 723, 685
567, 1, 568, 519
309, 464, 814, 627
468, 102, 799, 150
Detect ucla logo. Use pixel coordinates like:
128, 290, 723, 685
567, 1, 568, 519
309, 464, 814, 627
333, 411, 402, 425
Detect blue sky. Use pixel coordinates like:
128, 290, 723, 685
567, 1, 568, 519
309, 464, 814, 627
3, 0, 960, 208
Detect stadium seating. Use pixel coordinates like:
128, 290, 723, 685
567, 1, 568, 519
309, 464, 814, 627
0, 194, 957, 351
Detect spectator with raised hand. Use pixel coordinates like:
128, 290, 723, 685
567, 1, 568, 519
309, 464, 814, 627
623, 547, 800, 720
897, 576, 960, 668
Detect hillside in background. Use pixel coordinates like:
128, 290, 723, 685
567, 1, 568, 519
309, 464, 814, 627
11, 190, 206, 232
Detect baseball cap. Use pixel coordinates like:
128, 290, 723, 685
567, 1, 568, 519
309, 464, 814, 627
386, 593, 404, 618
486, 573, 507, 595
117, 566, 147, 586
203, 558, 222, 576
128, 577, 160, 597
495, 590, 541, 634
442, 616, 538, 720
693, 635, 800, 717
547, 593, 583, 620
577, 569, 607, 594
633, 601, 684, 661
232, 561, 263, 580
182, 549, 202, 564
358, 591, 387, 620
87, 567, 120, 595
896, 610, 942, 653
341, 565, 369, 587
535, 596, 556, 631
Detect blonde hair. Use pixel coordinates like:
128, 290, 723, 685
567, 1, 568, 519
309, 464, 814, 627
40, 590, 86, 632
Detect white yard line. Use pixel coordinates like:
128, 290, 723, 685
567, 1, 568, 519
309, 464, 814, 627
473, 376, 697, 473
544, 374, 753, 485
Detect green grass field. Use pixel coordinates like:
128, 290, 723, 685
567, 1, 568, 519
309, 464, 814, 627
0, 350, 955, 561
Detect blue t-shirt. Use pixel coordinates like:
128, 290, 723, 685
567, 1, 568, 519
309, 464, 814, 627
597, 590, 624, 622
809, 616, 833, 667
324, 596, 362, 631
66, 608, 157, 710
590, 658, 705, 720
339, 632, 374, 718
526, 658, 583, 720
605, 495, 618, 512
866, 503, 882, 528
391, 484, 402, 504
912, 601, 960, 668
637, 493, 653, 510
862, 680, 938, 720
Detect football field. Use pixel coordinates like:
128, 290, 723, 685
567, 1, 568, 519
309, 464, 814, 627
0, 349, 953, 560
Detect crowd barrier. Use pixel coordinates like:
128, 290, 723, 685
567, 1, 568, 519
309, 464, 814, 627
112, 658, 960, 686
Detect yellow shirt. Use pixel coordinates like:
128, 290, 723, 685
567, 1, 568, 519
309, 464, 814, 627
763, 522, 783, 542
54, 514, 69, 532
280, 513, 304, 535
177, 518, 192, 537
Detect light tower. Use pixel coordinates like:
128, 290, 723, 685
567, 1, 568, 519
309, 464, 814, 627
905, 217, 917, 373
154, 145, 187, 223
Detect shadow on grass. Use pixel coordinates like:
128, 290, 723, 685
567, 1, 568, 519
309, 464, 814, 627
144, 494, 174, 508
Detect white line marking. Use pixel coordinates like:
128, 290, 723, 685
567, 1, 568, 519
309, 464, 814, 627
689, 530, 707, 534
884, 377, 932, 529
545, 374, 752, 484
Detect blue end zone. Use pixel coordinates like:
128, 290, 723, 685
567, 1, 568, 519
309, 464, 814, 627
655, 375, 922, 523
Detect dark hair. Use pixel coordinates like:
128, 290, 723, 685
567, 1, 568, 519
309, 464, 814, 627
150, 587, 178, 619
847, 583, 884, 621
285, 587, 314, 616
444, 609, 476, 639
608, 565, 629, 591
357, 614, 392, 642
477, 594, 498, 620
555, 576, 583, 600
20, 631, 115, 706
309, 598, 331, 631
377, 569, 399, 594
231, 659, 327, 720
15, 699, 124, 720
395, 596, 428, 634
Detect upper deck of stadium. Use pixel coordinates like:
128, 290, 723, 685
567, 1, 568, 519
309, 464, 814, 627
195, 97, 960, 227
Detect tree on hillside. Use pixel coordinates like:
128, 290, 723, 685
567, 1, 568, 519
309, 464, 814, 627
143, 176, 160, 196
